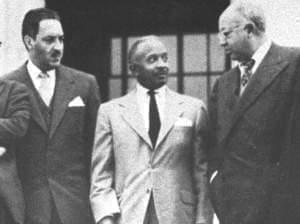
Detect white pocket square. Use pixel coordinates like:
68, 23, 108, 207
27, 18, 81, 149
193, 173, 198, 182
174, 117, 193, 127
210, 171, 218, 183
68, 96, 85, 107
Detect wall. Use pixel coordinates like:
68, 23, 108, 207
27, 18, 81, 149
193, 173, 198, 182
231, 0, 300, 46
0, 0, 45, 75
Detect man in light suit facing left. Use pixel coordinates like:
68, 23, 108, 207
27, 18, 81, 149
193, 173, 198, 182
90, 35, 212, 224
4, 8, 100, 224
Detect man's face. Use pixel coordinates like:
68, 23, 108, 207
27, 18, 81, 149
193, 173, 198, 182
218, 13, 251, 62
133, 39, 169, 90
27, 19, 64, 71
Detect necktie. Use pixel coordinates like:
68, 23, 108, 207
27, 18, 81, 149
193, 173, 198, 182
240, 59, 255, 87
38, 72, 53, 106
148, 90, 161, 147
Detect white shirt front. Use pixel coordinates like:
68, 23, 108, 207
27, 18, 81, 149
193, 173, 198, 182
136, 83, 166, 131
27, 60, 56, 101
238, 39, 272, 95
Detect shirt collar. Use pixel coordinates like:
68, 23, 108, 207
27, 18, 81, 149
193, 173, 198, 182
251, 38, 272, 72
136, 83, 166, 97
238, 38, 272, 73
27, 60, 56, 79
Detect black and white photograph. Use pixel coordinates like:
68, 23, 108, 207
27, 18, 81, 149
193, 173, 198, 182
1, 0, 300, 224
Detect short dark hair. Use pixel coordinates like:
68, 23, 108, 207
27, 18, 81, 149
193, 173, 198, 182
22, 8, 61, 39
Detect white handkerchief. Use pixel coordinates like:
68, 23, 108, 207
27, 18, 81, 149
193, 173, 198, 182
174, 117, 193, 127
68, 96, 85, 107
210, 171, 218, 183
0, 147, 6, 157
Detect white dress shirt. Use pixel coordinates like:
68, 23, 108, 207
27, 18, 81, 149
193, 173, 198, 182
27, 60, 56, 102
239, 38, 272, 95
136, 83, 166, 131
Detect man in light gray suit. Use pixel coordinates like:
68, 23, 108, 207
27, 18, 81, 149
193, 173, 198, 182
90, 35, 212, 224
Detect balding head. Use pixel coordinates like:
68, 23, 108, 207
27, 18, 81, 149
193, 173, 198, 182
220, 1, 266, 36
218, 1, 268, 62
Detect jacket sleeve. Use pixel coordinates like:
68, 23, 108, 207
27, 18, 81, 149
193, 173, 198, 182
193, 102, 214, 224
0, 80, 31, 146
90, 104, 120, 223
84, 76, 101, 170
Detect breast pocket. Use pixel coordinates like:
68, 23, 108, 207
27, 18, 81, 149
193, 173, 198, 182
64, 107, 86, 135
171, 126, 193, 145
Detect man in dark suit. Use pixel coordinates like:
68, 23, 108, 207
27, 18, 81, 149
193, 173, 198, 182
90, 36, 212, 224
0, 78, 30, 224
4, 8, 100, 224
208, 1, 300, 224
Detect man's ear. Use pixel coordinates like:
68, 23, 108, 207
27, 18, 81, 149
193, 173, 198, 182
23, 35, 35, 51
129, 63, 137, 72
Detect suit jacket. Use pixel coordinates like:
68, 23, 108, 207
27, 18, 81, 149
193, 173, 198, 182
90, 87, 212, 224
0, 79, 30, 224
208, 43, 300, 224
4, 63, 100, 224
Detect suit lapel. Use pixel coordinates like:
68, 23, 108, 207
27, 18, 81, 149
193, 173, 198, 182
120, 90, 153, 148
16, 64, 48, 133
49, 66, 75, 139
156, 89, 184, 149
222, 44, 289, 142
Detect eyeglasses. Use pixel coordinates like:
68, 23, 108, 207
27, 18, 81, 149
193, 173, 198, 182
218, 25, 244, 40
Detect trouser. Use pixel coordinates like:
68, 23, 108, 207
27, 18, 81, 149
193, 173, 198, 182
143, 193, 159, 224
0, 200, 15, 224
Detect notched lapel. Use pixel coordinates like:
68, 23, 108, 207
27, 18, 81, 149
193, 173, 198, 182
220, 44, 289, 142
49, 70, 75, 139
156, 90, 184, 149
233, 60, 288, 126
120, 92, 152, 148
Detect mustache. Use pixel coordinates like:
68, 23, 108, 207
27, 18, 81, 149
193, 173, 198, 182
51, 50, 62, 57
156, 66, 169, 74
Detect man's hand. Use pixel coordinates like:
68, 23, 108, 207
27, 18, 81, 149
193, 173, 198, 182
97, 216, 115, 224
0, 147, 7, 157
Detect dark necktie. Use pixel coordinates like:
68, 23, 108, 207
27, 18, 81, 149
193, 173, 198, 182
240, 59, 255, 87
148, 90, 161, 147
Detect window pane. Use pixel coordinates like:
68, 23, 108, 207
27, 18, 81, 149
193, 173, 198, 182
184, 76, 207, 102
159, 35, 177, 73
111, 38, 122, 75
183, 34, 207, 72
127, 77, 137, 93
209, 34, 225, 72
127, 36, 140, 75
109, 79, 122, 99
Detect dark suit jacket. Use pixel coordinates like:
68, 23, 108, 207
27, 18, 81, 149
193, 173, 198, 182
0, 79, 30, 224
4, 63, 100, 224
208, 44, 300, 224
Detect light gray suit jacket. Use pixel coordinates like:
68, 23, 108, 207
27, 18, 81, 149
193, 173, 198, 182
90, 87, 211, 224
